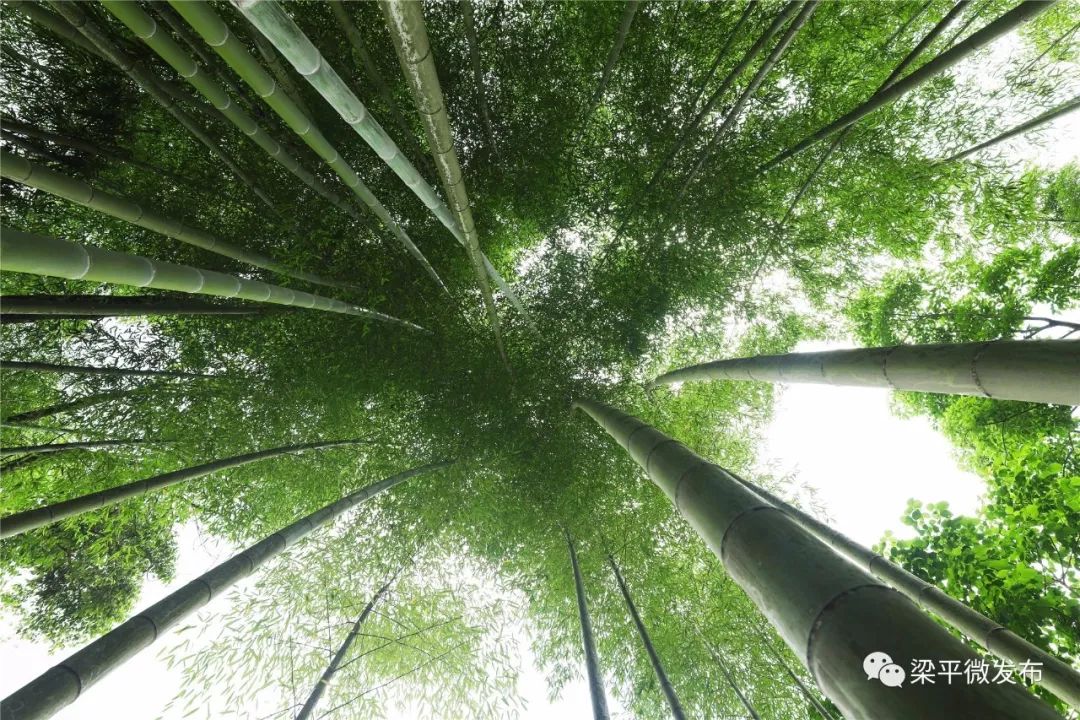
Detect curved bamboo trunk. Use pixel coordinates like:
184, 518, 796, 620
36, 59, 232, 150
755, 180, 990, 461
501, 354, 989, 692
565, 529, 610, 720
776, 0, 970, 223
942, 94, 1080, 163
761, 0, 1057, 170
685, 1, 758, 116
165, 1, 448, 295
585, 1, 642, 117
607, 553, 686, 720
295, 576, 396, 720
734, 475, 1080, 708
651, 340, 1080, 405
0, 151, 355, 292
571, 399, 1062, 719
0, 438, 368, 538
0, 227, 429, 332
100, 0, 366, 226
328, 0, 430, 167
48, 1, 277, 212
0, 461, 451, 720
703, 641, 762, 720
678, 1, 817, 194
2, 390, 142, 425
460, 0, 498, 151
0, 294, 264, 318
0, 360, 212, 379
0, 439, 152, 458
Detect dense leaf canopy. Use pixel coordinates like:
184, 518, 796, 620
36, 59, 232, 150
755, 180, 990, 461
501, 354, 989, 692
1, 0, 1078, 717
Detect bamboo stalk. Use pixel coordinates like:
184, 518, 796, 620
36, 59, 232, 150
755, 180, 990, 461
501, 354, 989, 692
685, 1, 758, 116
295, 576, 396, 720
941, 94, 1080, 163
0, 151, 355, 292
761, 0, 1057, 170
702, 640, 762, 720
751, 624, 838, 720
460, 0, 498, 151
571, 399, 1063, 719
884, 0, 935, 49
607, 553, 686, 720
734, 475, 1080, 708
0, 461, 452, 720
0, 226, 429, 332
650, 340, 1080, 406
0, 439, 153, 458
100, 0, 369, 225
0, 360, 213, 379
6, 0, 108, 60
0, 438, 368, 538
0, 294, 265, 318
49, 1, 278, 212
565, 528, 610, 720
2, 389, 140, 425
165, 0, 448, 294
585, 1, 642, 118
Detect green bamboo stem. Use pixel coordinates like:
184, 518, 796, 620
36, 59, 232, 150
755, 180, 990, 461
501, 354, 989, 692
375, 0, 523, 353
0, 439, 152, 458
295, 576, 396, 720
0, 151, 356, 292
2, 389, 139, 425
0, 226, 429, 332
565, 528, 610, 720
48, 1, 278, 212
685, 1, 758, 116
607, 553, 686, 720
678, 1, 817, 194
460, 0, 498, 151
586, 1, 642, 117
734, 475, 1080, 708
884, 0, 935, 49
0, 453, 45, 474
777, 0, 970, 224
650, 340, 1080, 405
249, 24, 315, 121
0, 360, 213, 379
0, 294, 266, 318
0, 114, 200, 188
6, 0, 107, 60
0, 461, 451, 720
941, 94, 1080, 163
0, 438, 368, 538
704, 641, 763, 720
761, 0, 1058, 170
571, 399, 1062, 719
328, 0, 430, 167
100, 0, 368, 225
165, 0, 448, 294
750, 624, 838, 720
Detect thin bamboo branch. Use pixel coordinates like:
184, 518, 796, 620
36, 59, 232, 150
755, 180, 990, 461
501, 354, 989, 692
940, 94, 1080, 163
685, 1, 758, 116
0, 360, 213, 379
0, 439, 154, 458
0, 294, 266, 318
460, 0, 497, 151
2, 389, 141, 425
585, 1, 642, 118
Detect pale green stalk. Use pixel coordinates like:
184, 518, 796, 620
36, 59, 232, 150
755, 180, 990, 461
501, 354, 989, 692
164, 0, 448, 294
0, 226, 428, 332
1, 461, 452, 720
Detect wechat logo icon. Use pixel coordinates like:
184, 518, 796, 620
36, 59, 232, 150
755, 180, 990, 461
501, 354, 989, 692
864, 651, 906, 688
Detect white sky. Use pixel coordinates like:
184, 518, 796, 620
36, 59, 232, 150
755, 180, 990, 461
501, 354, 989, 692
2, 11, 1078, 720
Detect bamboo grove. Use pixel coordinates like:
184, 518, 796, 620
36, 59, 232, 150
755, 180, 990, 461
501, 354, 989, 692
1, 1, 1078, 718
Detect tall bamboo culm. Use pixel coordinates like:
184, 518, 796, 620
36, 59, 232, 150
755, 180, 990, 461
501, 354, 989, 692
0, 461, 452, 720
565, 529, 611, 720
572, 399, 1062, 719
651, 340, 1080, 406
164, 0, 448, 294
0, 439, 369, 538
0, 227, 427, 332
733, 474, 1080, 707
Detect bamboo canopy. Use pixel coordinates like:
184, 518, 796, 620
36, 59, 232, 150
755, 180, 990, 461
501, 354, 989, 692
0, 461, 452, 720
734, 474, 1080, 707
651, 340, 1080, 406
163, 0, 448, 294
571, 399, 1062, 719
0, 227, 428, 332
0, 438, 369, 539
0, 152, 355, 292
